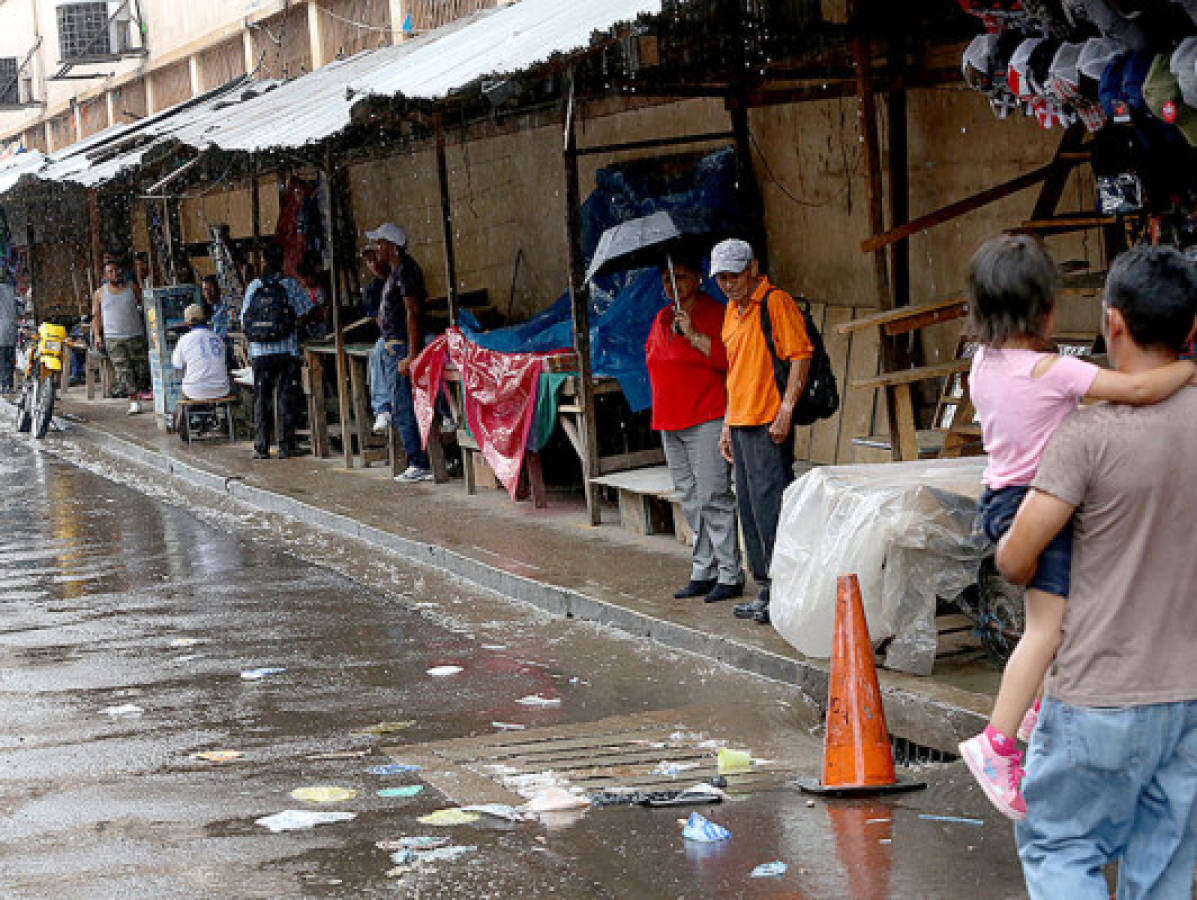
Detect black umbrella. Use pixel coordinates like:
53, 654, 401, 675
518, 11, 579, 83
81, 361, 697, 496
585, 211, 710, 327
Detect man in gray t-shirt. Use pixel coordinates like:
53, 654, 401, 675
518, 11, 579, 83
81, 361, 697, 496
997, 245, 1197, 898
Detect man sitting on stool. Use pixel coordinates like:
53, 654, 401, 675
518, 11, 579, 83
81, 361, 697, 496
172, 303, 232, 435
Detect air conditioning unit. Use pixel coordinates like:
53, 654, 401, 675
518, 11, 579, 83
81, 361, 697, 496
19, 74, 33, 105
57, 2, 113, 62
110, 3, 132, 55
0, 58, 19, 107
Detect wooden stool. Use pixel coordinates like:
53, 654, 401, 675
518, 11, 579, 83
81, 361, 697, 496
176, 395, 238, 445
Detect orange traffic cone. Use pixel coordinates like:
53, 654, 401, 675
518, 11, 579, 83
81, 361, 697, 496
798, 574, 925, 796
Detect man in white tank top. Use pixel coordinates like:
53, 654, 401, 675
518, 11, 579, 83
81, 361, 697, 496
91, 257, 149, 414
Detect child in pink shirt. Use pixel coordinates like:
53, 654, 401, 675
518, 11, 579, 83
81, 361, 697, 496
958, 236, 1195, 821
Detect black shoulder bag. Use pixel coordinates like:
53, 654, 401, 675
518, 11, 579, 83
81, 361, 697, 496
759, 289, 840, 427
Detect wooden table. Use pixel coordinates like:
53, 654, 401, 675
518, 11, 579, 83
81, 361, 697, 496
304, 341, 448, 481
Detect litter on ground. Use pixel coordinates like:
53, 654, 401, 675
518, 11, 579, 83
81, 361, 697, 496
192, 750, 243, 763
750, 862, 788, 878
527, 787, 590, 813
290, 786, 358, 803
169, 637, 204, 648
918, 814, 985, 826
376, 836, 450, 851
716, 748, 752, 773
103, 704, 144, 717
418, 808, 483, 826
426, 665, 463, 677
240, 667, 286, 681
378, 785, 425, 799
516, 694, 561, 707
492, 722, 526, 731
682, 812, 731, 843
461, 804, 529, 822
366, 763, 421, 776
306, 749, 370, 760
351, 721, 416, 736
255, 810, 356, 832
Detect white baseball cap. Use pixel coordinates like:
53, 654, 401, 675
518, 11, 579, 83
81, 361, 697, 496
709, 239, 755, 276
365, 222, 408, 248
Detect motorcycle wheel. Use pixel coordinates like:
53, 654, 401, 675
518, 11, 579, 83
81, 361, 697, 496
14, 379, 32, 433
32, 376, 55, 439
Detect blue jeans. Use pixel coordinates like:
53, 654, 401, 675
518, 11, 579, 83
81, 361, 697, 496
370, 338, 427, 470
1016, 696, 1197, 899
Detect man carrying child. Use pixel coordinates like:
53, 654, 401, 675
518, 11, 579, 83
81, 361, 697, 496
996, 245, 1197, 897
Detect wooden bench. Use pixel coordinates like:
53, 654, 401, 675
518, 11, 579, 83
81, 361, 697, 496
590, 465, 690, 545
176, 394, 238, 445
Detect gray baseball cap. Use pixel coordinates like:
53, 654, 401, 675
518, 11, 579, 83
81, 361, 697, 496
709, 239, 755, 276
1173, 37, 1197, 107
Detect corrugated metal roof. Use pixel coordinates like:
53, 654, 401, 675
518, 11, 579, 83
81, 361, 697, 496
345, 0, 662, 103
8, 0, 664, 188
0, 150, 45, 194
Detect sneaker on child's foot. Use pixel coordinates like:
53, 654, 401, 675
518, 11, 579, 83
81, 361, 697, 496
394, 465, 433, 484
958, 732, 1026, 821
1017, 703, 1041, 743
372, 412, 392, 434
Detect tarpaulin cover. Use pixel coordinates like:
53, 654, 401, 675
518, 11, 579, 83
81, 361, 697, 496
459, 147, 742, 411
412, 328, 553, 499
769, 458, 991, 676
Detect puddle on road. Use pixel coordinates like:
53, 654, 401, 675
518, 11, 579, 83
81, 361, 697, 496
0, 435, 1024, 897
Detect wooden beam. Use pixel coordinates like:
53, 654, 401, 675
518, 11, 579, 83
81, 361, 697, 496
851, 36, 892, 311
574, 130, 735, 157
434, 113, 459, 326
887, 40, 910, 309
850, 358, 971, 391
1030, 125, 1086, 221
838, 296, 967, 336
325, 148, 354, 470
562, 71, 601, 527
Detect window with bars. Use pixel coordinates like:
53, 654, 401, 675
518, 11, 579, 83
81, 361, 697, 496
57, 2, 112, 61
0, 58, 18, 106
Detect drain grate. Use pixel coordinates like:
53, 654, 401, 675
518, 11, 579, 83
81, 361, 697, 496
383, 708, 788, 805
890, 735, 958, 767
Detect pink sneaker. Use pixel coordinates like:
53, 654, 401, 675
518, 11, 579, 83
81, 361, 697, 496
1017, 703, 1040, 743
958, 732, 1026, 821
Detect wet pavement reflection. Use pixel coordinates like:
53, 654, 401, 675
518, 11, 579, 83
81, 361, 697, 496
0, 438, 1027, 897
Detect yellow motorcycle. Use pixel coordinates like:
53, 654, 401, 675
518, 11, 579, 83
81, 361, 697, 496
15, 322, 67, 439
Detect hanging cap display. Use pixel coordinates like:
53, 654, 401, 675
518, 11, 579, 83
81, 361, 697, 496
1172, 37, 1197, 107
1008, 38, 1045, 98
1078, 36, 1124, 81
1143, 52, 1197, 146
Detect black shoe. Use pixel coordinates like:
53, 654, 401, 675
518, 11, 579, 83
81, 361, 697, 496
754, 604, 771, 625
734, 597, 769, 620
674, 578, 717, 599
704, 582, 743, 603
252, 449, 269, 460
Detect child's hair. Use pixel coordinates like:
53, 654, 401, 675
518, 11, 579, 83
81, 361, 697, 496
967, 235, 1058, 347
1105, 245, 1197, 353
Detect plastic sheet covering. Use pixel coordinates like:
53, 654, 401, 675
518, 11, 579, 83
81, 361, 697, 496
459, 148, 742, 411
769, 457, 990, 676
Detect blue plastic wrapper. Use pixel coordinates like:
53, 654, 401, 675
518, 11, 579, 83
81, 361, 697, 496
366, 763, 421, 776
459, 148, 743, 412
682, 811, 731, 843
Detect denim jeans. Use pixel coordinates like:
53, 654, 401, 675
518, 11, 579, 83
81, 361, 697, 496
370, 338, 427, 470
1016, 696, 1197, 899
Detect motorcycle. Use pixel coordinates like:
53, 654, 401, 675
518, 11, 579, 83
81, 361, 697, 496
15, 322, 67, 439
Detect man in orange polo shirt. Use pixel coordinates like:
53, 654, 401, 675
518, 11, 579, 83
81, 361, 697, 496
713, 239, 813, 625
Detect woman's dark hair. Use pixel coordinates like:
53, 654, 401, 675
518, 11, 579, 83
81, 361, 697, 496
967, 235, 1058, 347
1105, 245, 1197, 353
201, 274, 220, 292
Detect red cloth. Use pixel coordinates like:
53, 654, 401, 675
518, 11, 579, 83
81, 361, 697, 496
644, 293, 728, 432
413, 328, 563, 500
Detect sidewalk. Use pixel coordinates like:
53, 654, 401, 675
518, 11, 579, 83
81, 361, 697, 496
47, 391, 1000, 753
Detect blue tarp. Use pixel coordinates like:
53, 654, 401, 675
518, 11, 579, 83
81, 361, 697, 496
460, 147, 741, 411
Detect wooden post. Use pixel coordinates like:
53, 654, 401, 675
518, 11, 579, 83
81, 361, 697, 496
87, 190, 104, 288
886, 47, 910, 309
852, 34, 915, 461
325, 150, 354, 469
250, 168, 262, 272
728, 94, 768, 269
434, 112, 459, 327
562, 71, 602, 526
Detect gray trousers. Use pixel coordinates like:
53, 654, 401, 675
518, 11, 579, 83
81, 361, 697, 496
0, 345, 13, 391
662, 418, 741, 585
730, 424, 795, 588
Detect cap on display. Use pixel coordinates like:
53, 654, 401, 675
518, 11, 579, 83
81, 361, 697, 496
1142, 52, 1197, 147
183, 304, 207, 325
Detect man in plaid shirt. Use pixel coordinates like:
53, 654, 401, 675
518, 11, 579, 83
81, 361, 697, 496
240, 244, 314, 460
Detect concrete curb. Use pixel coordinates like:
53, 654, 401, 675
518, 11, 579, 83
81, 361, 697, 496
21, 411, 988, 752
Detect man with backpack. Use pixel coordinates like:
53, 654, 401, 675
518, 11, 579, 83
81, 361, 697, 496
240, 243, 313, 460
713, 239, 817, 625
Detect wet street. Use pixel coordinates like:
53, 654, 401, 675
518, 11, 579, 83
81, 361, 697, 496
0, 436, 1028, 898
